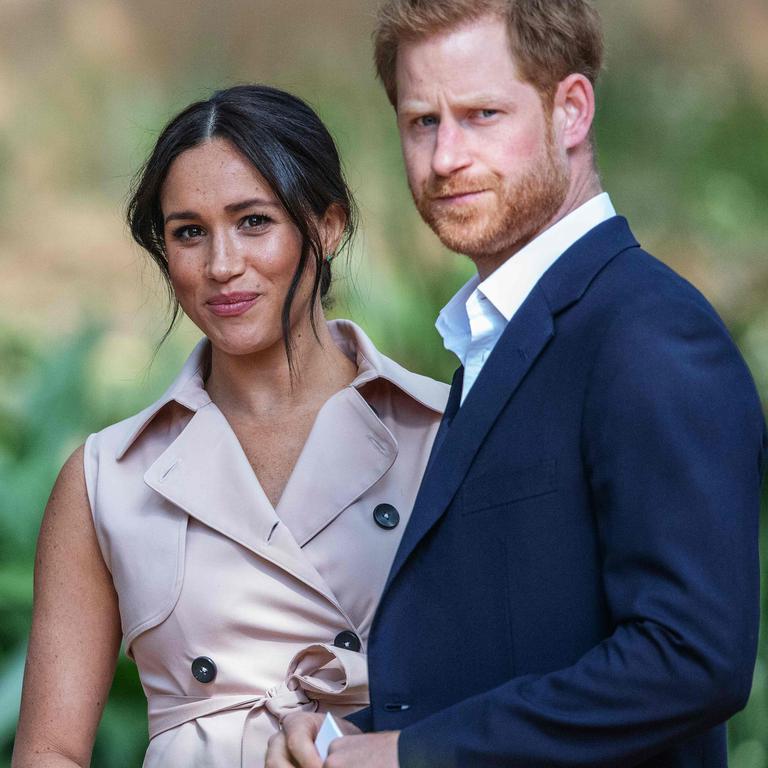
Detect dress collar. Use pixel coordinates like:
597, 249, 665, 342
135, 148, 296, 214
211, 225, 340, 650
115, 319, 446, 460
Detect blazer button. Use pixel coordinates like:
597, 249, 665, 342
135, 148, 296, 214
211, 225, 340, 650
334, 630, 362, 652
191, 656, 217, 683
373, 503, 400, 530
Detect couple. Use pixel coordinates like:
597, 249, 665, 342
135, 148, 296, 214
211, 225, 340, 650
14, 1, 766, 767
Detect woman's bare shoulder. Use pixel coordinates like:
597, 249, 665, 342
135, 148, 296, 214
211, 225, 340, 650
42, 444, 92, 530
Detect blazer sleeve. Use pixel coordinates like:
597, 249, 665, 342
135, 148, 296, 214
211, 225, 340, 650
346, 706, 373, 733
398, 290, 766, 767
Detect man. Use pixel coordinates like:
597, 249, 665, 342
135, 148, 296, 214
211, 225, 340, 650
267, 1, 766, 766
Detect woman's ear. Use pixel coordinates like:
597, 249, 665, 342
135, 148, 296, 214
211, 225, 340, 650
318, 203, 347, 258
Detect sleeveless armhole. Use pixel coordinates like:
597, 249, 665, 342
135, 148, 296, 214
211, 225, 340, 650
83, 432, 113, 575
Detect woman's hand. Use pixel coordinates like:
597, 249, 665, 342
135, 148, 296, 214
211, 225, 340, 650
265, 711, 363, 768
265, 712, 400, 768
12, 446, 122, 768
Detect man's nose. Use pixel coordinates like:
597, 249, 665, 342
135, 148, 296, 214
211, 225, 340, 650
431, 119, 472, 177
207, 232, 246, 282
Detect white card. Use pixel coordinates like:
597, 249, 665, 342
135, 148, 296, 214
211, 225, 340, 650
314, 713, 344, 761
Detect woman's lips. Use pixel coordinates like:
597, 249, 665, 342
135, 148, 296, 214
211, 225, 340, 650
206, 292, 261, 317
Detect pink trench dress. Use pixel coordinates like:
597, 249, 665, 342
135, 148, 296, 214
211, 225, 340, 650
83, 320, 448, 767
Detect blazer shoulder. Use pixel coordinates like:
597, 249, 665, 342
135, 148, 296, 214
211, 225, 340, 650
606, 246, 711, 301
587, 246, 728, 330
582, 247, 763, 425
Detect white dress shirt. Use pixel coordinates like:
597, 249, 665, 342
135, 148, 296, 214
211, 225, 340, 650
436, 193, 617, 403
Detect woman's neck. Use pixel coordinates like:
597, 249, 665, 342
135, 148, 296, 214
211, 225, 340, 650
205, 315, 358, 421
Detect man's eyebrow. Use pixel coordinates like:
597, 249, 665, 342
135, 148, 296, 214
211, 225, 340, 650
397, 100, 433, 117
164, 198, 280, 224
398, 94, 512, 116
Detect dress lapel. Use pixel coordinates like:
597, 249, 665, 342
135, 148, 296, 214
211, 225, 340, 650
143, 403, 345, 613
276, 387, 397, 547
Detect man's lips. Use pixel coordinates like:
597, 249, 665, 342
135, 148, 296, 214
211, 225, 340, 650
206, 292, 261, 317
431, 189, 489, 204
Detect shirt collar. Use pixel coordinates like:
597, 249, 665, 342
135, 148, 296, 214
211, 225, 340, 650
434, 273, 480, 362
436, 192, 616, 354
116, 319, 446, 459
480, 192, 616, 321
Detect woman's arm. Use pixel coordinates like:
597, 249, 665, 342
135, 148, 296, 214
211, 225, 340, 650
12, 446, 122, 768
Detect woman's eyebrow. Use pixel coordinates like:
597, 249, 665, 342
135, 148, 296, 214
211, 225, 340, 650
224, 197, 281, 213
164, 210, 199, 224
164, 198, 280, 224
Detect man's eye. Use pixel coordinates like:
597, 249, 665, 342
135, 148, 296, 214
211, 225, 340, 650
173, 225, 205, 240
241, 214, 272, 229
478, 109, 498, 119
416, 115, 438, 128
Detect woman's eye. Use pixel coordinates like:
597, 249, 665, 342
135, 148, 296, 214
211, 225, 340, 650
173, 225, 205, 240
241, 214, 272, 229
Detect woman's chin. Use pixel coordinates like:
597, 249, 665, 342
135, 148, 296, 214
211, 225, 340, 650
206, 331, 285, 361
207, 337, 273, 357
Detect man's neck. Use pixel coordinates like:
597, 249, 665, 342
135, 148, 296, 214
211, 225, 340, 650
475, 172, 603, 282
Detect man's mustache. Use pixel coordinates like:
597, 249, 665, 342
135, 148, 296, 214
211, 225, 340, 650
423, 174, 498, 200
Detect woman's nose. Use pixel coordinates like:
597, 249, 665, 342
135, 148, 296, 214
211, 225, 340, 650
206, 232, 246, 282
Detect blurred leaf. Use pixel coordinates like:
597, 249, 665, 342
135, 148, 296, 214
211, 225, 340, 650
0, 565, 32, 611
0, 645, 25, 741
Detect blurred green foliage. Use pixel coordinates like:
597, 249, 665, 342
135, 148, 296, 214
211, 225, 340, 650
0, 327, 188, 766
1, 0, 767, 766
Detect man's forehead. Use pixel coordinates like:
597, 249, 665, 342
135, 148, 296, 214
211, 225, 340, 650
394, 18, 527, 112
397, 14, 513, 64
394, 16, 521, 95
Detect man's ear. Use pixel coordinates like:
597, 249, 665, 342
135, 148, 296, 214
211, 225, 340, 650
319, 203, 347, 258
552, 73, 595, 151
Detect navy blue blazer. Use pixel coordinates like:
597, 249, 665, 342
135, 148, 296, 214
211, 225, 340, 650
349, 217, 766, 767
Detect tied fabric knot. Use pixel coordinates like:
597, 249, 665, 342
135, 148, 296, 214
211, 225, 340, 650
247, 641, 371, 725
261, 680, 317, 722
146, 642, 369, 766
284, 642, 369, 711
243, 642, 369, 766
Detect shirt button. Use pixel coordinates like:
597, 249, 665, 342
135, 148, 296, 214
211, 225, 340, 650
373, 503, 400, 530
191, 656, 217, 683
334, 630, 362, 652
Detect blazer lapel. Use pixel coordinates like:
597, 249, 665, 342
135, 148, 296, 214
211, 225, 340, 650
385, 216, 640, 590
386, 285, 555, 588
143, 403, 345, 613
424, 366, 463, 477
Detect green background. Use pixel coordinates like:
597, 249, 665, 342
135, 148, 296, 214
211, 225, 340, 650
1, 1, 766, 765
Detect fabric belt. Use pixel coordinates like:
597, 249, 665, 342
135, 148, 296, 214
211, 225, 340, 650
147, 643, 369, 766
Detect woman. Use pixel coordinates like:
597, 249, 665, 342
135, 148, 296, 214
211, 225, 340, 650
12, 85, 448, 767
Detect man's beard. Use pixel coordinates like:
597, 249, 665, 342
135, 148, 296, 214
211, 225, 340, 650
410, 130, 570, 261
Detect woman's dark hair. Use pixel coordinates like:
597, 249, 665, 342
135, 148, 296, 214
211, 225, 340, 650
127, 84, 357, 370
